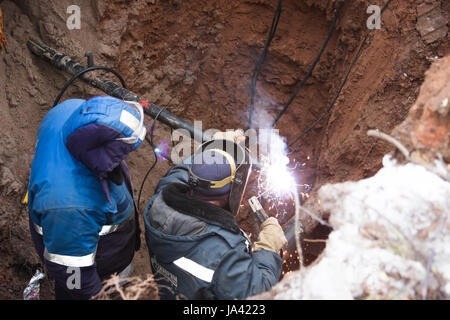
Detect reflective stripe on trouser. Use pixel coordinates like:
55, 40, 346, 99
173, 257, 215, 283
43, 247, 97, 267
119, 262, 133, 279
103, 262, 134, 294
33, 216, 132, 267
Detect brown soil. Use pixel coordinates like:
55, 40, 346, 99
0, 0, 448, 299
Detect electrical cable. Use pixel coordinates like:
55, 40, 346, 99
271, 0, 344, 128
137, 106, 167, 212
288, 0, 394, 150
247, 0, 282, 130
53, 66, 127, 108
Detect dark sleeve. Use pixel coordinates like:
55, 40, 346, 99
211, 248, 282, 299
145, 155, 193, 210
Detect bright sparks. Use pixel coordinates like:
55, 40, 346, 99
254, 130, 312, 228
258, 132, 296, 199
264, 157, 296, 197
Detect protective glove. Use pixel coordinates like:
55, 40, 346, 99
252, 217, 287, 253
213, 129, 246, 145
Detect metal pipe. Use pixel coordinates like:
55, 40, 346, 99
27, 38, 211, 142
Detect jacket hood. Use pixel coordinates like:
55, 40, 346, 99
144, 199, 213, 263
144, 187, 244, 264
62, 96, 146, 202
162, 183, 240, 234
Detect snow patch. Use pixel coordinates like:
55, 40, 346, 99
272, 156, 449, 299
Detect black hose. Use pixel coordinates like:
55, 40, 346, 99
271, 0, 344, 128
137, 143, 158, 213
137, 107, 167, 212
247, 0, 282, 130
53, 66, 127, 108
288, 0, 394, 150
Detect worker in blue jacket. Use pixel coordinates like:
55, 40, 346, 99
144, 137, 287, 299
28, 96, 146, 300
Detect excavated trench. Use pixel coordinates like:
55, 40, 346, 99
102, 0, 447, 276
103, 0, 351, 275
0, 0, 448, 298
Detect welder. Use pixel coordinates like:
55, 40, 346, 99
27, 96, 146, 300
144, 132, 287, 299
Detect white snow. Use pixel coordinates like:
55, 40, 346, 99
272, 156, 450, 300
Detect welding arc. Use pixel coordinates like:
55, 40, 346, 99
288, 0, 394, 149
137, 107, 167, 212
271, 0, 345, 128
247, 0, 282, 130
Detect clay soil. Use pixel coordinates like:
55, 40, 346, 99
0, 0, 448, 299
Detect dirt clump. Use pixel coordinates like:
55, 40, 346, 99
393, 55, 450, 167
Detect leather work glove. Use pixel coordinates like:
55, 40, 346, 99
213, 129, 246, 145
252, 217, 287, 254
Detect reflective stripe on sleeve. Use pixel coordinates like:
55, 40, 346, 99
99, 215, 132, 236
33, 222, 43, 236
120, 109, 140, 132
33, 217, 130, 238
44, 248, 97, 267
99, 224, 120, 236
173, 257, 215, 283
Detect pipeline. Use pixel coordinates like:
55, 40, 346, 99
27, 38, 211, 143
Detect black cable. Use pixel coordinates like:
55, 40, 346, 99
53, 66, 127, 107
247, 0, 282, 130
271, 0, 344, 127
137, 143, 157, 213
137, 106, 167, 212
288, 0, 394, 150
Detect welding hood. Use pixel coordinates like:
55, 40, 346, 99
189, 139, 252, 216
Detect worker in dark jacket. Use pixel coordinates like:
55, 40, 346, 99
28, 96, 146, 299
144, 137, 287, 299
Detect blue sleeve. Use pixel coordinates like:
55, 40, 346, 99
41, 209, 101, 258
211, 248, 282, 299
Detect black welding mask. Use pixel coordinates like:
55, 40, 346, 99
188, 139, 252, 216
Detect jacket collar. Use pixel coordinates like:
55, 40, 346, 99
162, 183, 240, 234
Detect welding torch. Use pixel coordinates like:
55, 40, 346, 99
248, 196, 269, 224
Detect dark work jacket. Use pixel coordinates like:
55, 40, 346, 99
143, 162, 282, 300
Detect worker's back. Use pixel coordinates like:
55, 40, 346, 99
145, 190, 253, 299
144, 162, 283, 300
29, 98, 132, 227
28, 96, 144, 299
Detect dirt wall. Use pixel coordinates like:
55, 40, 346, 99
0, 0, 448, 299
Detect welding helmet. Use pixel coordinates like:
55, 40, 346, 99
188, 139, 252, 216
